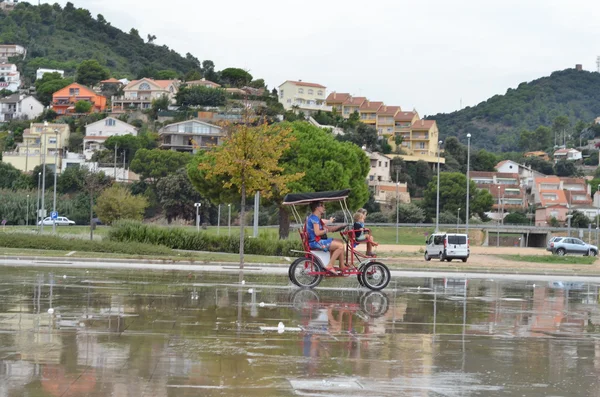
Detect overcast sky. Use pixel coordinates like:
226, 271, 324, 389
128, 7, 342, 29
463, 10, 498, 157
50, 0, 600, 116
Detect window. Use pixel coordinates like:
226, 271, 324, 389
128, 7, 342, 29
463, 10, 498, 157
378, 161, 381, 167
139, 82, 151, 90
447, 235, 467, 245
69, 88, 80, 96
49, 138, 57, 144
384, 162, 388, 167
105, 118, 116, 126
317, 90, 323, 96
280, 89, 284, 98
298, 88, 304, 94
308, 89, 313, 95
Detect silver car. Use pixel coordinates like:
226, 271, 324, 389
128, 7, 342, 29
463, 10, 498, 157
550, 237, 597, 256
38, 216, 76, 226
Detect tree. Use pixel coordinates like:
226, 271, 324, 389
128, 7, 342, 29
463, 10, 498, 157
554, 159, 578, 177
194, 123, 303, 269
156, 168, 202, 223
201, 60, 218, 82
570, 210, 589, 228
185, 70, 202, 81
149, 94, 170, 119
422, 172, 493, 221
413, 160, 433, 188
552, 116, 570, 147
525, 156, 555, 175
104, 134, 141, 166
35, 74, 73, 106
338, 122, 378, 151
74, 100, 92, 113
504, 212, 529, 225
76, 59, 109, 87
130, 149, 192, 183
129, 28, 141, 39
0, 162, 21, 189
95, 184, 148, 225
397, 203, 426, 223
175, 86, 226, 107
155, 69, 178, 79
147, 34, 157, 43
247, 79, 265, 89
220, 67, 252, 87
472, 149, 498, 172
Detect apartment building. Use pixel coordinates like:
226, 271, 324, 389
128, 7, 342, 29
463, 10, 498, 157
158, 120, 224, 153
1, 122, 70, 172
533, 176, 593, 225
364, 150, 410, 204
0, 63, 21, 91
470, 171, 526, 216
358, 100, 383, 126
325, 92, 350, 114
112, 78, 179, 112
495, 160, 545, 188
277, 80, 330, 114
0, 44, 25, 62
376, 106, 400, 136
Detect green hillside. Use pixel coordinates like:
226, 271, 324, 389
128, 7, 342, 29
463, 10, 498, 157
0, 2, 201, 83
428, 69, 600, 151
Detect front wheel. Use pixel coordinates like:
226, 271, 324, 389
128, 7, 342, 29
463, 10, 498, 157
462, 258, 467, 263
361, 261, 391, 291
359, 291, 389, 317
556, 248, 566, 256
289, 257, 323, 289
591, 250, 598, 257
424, 252, 431, 261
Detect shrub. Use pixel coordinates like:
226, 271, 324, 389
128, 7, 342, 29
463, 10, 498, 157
365, 212, 389, 223
95, 184, 148, 225
397, 203, 426, 223
109, 220, 302, 256
0, 232, 173, 256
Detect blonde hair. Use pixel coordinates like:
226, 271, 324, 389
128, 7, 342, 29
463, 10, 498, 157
358, 208, 367, 215
353, 212, 364, 222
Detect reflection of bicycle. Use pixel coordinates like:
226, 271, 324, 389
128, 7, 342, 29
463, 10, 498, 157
283, 189, 391, 291
290, 288, 389, 319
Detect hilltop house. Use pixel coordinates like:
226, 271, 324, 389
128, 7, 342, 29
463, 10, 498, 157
364, 150, 410, 205
553, 148, 582, 162
158, 119, 224, 153
111, 78, 179, 112
0, 94, 44, 122
51, 83, 107, 115
83, 117, 138, 160
0, 63, 21, 91
278, 80, 330, 114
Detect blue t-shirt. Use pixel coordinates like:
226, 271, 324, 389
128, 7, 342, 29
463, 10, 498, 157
306, 214, 323, 244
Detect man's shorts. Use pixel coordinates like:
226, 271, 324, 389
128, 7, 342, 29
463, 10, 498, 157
309, 238, 333, 252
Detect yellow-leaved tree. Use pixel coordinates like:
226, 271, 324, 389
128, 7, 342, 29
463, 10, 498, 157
198, 123, 303, 268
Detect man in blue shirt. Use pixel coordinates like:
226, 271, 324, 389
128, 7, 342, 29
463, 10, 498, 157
306, 201, 346, 274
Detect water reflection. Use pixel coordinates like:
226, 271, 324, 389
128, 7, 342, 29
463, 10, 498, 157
0, 269, 600, 395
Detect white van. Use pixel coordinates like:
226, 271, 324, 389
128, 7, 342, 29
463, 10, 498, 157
424, 233, 469, 262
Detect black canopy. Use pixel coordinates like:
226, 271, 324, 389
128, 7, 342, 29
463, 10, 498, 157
282, 189, 351, 206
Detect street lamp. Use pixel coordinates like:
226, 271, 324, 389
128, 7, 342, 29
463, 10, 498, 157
597, 184, 600, 247
36, 172, 41, 229
435, 140, 442, 232
497, 186, 501, 247
567, 214, 573, 237
465, 133, 471, 236
40, 121, 48, 233
194, 202, 201, 232
396, 182, 400, 244
26, 194, 30, 226
217, 204, 221, 235
52, 129, 59, 234
457, 207, 461, 233
228, 204, 232, 236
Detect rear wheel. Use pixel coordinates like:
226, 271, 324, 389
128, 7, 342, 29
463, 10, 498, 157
361, 261, 391, 291
556, 248, 566, 256
462, 258, 467, 262
289, 257, 323, 289
291, 288, 319, 310
447, 258, 453, 262
439, 252, 445, 262
357, 263, 367, 287
359, 291, 389, 317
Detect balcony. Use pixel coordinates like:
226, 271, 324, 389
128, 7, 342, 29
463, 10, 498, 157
296, 103, 332, 112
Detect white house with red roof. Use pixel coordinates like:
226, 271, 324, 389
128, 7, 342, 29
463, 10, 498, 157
0, 63, 21, 92
553, 148, 582, 162
277, 80, 330, 114
111, 78, 180, 112
83, 117, 138, 160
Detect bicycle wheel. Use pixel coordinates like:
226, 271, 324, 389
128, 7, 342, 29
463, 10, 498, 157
361, 261, 391, 291
357, 262, 367, 287
289, 257, 323, 289
288, 257, 308, 286
291, 288, 319, 310
359, 291, 390, 318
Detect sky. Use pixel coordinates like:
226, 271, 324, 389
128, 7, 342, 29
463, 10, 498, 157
48, 0, 600, 116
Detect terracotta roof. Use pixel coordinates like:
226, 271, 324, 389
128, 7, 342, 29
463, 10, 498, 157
470, 171, 519, 179
539, 189, 568, 207
412, 119, 436, 130
100, 78, 120, 83
326, 92, 350, 103
343, 96, 366, 106
394, 111, 417, 122
535, 176, 561, 186
524, 151, 547, 156
127, 78, 177, 90
560, 177, 586, 185
377, 106, 401, 116
488, 184, 523, 198
359, 101, 383, 112
187, 79, 221, 88
282, 80, 326, 89
564, 190, 592, 204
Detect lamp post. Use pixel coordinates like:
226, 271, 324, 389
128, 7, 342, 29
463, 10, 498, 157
465, 133, 471, 236
497, 186, 501, 247
396, 182, 400, 244
40, 121, 48, 233
435, 140, 442, 232
457, 207, 461, 233
52, 129, 59, 234
228, 204, 232, 236
36, 172, 41, 229
567, 214, 573, 237
194, 202, 201, 232
597, 184, 600, 247
217, 204, 221, 235
26, 194, 30, 226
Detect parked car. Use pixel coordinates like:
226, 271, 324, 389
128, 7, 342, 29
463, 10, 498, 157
549, 237, 597, 256
424, 233, 470, 262
38, 216, 76, 226
546, 236, 564, 252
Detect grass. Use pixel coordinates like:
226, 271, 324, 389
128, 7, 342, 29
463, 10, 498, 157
2, 225, 434, 245
498, 254, 598, 265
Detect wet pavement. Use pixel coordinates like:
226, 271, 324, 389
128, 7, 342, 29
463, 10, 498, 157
1, 268, 600, 396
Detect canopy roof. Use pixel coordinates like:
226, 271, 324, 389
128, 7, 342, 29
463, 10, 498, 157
282, 189, 350, 206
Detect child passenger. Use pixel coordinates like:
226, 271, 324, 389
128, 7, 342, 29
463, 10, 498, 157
352, 209, 378, 257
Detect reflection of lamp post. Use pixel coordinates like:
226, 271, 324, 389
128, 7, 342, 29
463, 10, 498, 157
465, 133, 471, 236
40, 121, 48, 232
435, 140, 442, 232
36, 172, 41, 229
228, 204, 232, 236
457, 207, 461, 233
52, 129, 59, 234
396, 182, 400, 244
597, 184, 600, 247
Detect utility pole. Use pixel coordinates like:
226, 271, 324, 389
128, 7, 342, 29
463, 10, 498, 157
114, 143, 118, 181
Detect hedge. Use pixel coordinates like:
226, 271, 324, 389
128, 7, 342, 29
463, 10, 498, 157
0, 232, 175, 256
108, 220, 302, 256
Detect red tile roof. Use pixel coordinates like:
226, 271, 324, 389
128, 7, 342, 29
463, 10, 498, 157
359, 101, 383, 112
412, 119, 436, 130
326, 92, 350, 103
343, 96, 366, 106
127, 78, 177, 90
282, 80, 326, 89
100, 78, 120, 83
377, 106, 401, 116
539, 189, 568, 207
394, 111, 417, 122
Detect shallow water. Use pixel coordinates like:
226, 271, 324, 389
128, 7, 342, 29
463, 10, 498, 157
1, 268, 600, 396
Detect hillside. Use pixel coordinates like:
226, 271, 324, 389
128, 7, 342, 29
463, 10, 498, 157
428, 69, 600, 152
0, 2, 201, 83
